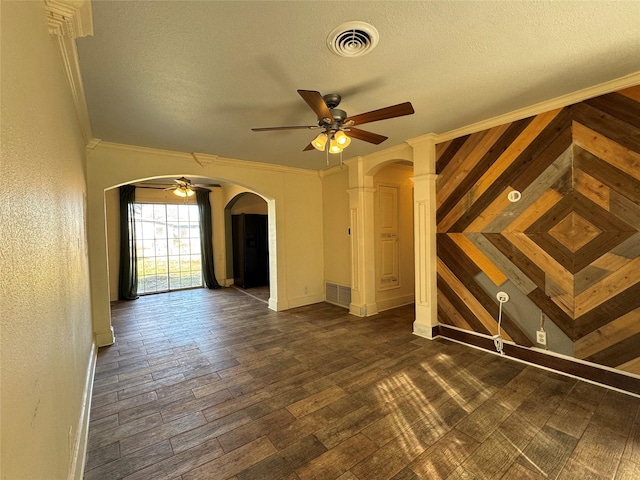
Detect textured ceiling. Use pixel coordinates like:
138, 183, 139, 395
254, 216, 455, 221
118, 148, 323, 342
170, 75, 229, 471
76, 1, 640, 170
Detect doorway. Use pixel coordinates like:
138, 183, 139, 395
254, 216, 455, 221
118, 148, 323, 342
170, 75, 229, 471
134, 203, 203, 294
225, 192, 269, 288
231, 213, 269, 289
374, 162, 415, 311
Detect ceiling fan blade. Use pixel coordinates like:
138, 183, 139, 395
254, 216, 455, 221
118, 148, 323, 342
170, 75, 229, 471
297, 90, 334, 123
303, 143, 316, 151
252, 125, 318, 131
345, 102, 414, 126
346, 127, 388, 145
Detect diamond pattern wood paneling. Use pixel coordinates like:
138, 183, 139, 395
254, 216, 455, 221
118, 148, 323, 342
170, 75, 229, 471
436, 86, 640, 374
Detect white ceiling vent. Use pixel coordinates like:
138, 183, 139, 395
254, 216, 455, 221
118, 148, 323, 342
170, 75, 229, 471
327, 21, 379, 58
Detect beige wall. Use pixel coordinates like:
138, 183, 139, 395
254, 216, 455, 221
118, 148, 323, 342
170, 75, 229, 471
87, 146, 325, 344
322, 167, 351, 287
281, 172, 325, 304
0, 2, 95, 478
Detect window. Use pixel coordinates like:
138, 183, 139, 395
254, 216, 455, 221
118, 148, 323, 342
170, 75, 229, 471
134, 203, 202, 294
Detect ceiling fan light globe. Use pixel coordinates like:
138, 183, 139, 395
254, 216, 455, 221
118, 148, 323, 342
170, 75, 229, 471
334, 131, 351, 147
328, 137, 343, 154
173, 186, 194, 197
312, 133, 328, 151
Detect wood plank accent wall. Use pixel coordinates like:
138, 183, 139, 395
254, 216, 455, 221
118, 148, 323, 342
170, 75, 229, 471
436, 85, 640, 375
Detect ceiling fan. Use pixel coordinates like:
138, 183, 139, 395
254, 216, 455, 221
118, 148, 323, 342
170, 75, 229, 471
164, 177, 197, 197
252, 90, 414, 155
137, 177, 221, 197
163, 177, 221, 197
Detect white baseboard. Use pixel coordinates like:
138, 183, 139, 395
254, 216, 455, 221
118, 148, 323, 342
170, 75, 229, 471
376, 294, 415, 312
413, 322, 437, 339
268, 297, 279, 311
268, 293, 326, 311
286, 293, 325, 309
349, 302, 379, 317
69, 340, 97, 480
95, 326, 115, 347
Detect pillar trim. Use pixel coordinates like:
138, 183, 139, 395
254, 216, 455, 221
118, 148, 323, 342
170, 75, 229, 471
408, 136, 439, 334
347, 186, 378, 317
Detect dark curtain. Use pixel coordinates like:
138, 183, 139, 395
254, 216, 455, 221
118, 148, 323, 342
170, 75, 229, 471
197, 189, 221, 289
118, 185, 139, 300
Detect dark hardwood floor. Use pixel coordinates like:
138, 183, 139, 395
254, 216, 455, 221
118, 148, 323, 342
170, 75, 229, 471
85, 288, 640, 479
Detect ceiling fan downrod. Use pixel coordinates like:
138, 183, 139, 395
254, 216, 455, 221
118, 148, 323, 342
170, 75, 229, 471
322, 93, 341, 109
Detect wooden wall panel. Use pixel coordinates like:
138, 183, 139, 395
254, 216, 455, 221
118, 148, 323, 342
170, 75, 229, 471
436, 85, 640, 375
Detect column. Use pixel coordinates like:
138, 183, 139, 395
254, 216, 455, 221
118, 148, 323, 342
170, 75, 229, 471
344, 156, 378, 317
407, 135, 439, 338
347, 186, 378, 316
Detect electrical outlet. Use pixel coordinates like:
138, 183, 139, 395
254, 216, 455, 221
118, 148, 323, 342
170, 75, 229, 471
496, 292, 509, 303
536, 330, 547, 345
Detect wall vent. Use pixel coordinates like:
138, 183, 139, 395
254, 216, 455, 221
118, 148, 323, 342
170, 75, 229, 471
325, 282, 351, 308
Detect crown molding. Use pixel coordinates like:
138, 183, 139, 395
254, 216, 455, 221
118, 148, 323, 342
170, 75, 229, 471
318, 164, 348, 178
434, 71, 640, 143
45, 0, 95, 146
405, 133, 438, 148
85, 137, 102, 153
403, 72, 640, 146
45, 0, 93, 38
93, 142, 319, 177
191, 152, 217, 168
96, 141, 195, 160
196, 153, 320, 177
361, 142, 414, 163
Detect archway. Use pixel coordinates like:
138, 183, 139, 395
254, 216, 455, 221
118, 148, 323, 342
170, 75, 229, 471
224, 191, 271, 299
344, 139, 438, 337
372, 161, 415, 312
344, 144, 416, 317
87, 144, 326, 347
99, 176, 280, 345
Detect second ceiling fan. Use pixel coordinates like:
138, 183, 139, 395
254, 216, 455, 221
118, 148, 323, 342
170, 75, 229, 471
252, 90, 414, 154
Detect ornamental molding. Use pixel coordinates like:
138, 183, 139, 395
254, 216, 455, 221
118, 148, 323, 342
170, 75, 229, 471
45, 0, 93, 39
44, 0, 95, 145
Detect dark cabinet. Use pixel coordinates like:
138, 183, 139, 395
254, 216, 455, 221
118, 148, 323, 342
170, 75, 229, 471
231, 214, 269, 289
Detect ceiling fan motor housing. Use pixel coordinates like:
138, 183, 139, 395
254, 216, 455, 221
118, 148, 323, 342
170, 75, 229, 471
320, 108, 348, 132
322, 93, 342, 109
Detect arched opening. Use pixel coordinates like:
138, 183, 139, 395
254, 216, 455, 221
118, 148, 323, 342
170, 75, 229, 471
372, 161, 415, 311
224, 192, 270, 301
345, 148, 416, 317
87, 144, 326, 346
102, 177, 277, 311
104, 176, 228, 300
